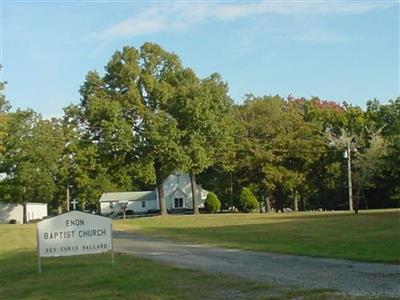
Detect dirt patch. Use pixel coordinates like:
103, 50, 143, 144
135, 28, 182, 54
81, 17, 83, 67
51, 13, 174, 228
113, 231, 400, 297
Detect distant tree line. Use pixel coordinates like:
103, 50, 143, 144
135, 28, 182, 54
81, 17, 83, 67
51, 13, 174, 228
0, 44, 398, 214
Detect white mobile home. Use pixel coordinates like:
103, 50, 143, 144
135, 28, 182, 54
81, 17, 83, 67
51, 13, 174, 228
0, 202, 48, 224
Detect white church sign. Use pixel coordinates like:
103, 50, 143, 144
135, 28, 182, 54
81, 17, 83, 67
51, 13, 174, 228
37, 210, 113, 272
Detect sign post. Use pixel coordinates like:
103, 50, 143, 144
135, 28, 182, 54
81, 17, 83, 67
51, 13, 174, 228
37, 211, 113, 273
111, 223, 115, 267
37, 226, 42, 273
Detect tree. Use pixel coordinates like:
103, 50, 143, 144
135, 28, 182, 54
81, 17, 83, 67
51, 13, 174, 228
352, 130, 388, 212
0, 110, 65, 220
62, 90, 148, 212
141, 110, 185, 214
0, 65, 10, 114
236, 95, 324, 212
366, 98, 400, 206
74, 43, 193, 215
168, 70, 236, 214
0, 65, 11, 155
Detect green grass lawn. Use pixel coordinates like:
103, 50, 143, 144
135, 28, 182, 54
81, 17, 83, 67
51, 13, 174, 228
0, 224, 360, 300
114, 209, 400, 263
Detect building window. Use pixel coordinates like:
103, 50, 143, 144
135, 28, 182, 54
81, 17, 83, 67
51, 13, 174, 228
174, 198, 183, 208
109, 202, 114, 209
142, 201, 146, 208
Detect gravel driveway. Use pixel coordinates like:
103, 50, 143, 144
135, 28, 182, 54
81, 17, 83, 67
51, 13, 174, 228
113, 231, 400, 297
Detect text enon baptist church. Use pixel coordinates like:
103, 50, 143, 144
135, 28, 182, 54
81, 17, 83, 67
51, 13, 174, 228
38, 216, 112, 256
43, 219, 107, 240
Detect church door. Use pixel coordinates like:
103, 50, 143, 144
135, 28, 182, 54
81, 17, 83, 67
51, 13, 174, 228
174, 198, 184, 209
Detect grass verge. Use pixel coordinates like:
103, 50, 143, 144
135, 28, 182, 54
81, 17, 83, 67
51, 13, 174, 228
0, 223, 387, 299
114, 209, 400, 263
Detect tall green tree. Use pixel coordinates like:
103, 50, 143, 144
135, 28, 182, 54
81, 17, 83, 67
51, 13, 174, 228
63, 76, 147, 211
74, 43, 192, 215
0, 65, 11, 156
75, 43, 236, 215
237, 95, 324, 212
352, 130, 388, 212
366, 98, 400, 206
0, 110, 65, 220
169, 72, 236, 214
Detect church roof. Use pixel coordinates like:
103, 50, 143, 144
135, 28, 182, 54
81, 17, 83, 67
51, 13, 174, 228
164, 187, 185, 198
99, 191, 156, 202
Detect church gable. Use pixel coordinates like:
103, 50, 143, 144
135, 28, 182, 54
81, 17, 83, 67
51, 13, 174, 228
169, 188, 189, 209
163, 173, 196, 210
163, 173, 192, 198
170, 188, 186, 199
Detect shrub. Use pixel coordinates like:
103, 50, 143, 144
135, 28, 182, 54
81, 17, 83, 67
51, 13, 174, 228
238, 187, 259, 213
204, 192, 221, 213
8, 219, 17, 224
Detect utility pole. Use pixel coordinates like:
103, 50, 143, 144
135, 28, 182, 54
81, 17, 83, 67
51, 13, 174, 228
230, 172, 233, 212
328, 129, 355, 213
67, 185, 70, 212
22, 186, 27, 224
346, 141, 353, 212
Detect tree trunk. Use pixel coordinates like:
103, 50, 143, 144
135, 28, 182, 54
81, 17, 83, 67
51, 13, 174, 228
22, 202, 27, 224
354, 188, 361, 214
265, 194, 272, 213
362, 191, 369, 210
190, 171, 199, 214
293, 190, 299, 212
277, 189, 284, 212
21, 187, 27, 223
155, 162, 168, 216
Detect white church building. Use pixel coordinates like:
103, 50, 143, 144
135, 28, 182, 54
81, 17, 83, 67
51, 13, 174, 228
99, 173, 208, 215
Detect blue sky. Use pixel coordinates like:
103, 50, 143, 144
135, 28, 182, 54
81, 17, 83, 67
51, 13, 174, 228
1, 0, 399, 118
